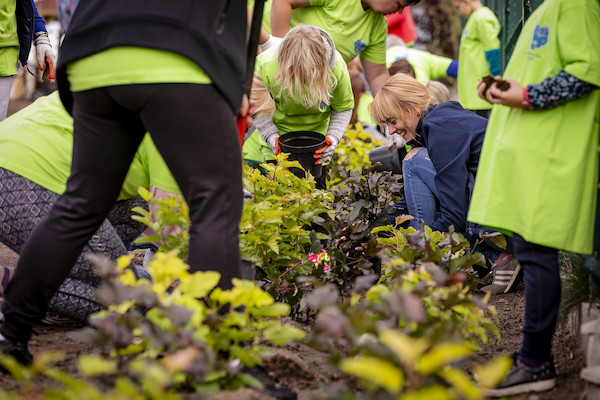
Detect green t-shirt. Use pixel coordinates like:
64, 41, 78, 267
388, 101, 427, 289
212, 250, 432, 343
386, 46, 453, 83
67, 47, 211, 92
289, 0, 387, 64
0, 92, 180, 198
242, 45, 354, 162
356, 93, 376, 127
248, 0, 273, 34
457, 7, 500, 110
468, 0, 600, 253
0, 1, 19, 76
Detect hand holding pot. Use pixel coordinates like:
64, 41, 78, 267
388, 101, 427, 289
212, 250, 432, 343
313, 136, 338, 165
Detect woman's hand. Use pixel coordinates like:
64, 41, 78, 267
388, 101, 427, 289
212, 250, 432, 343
477, 77, 530, 109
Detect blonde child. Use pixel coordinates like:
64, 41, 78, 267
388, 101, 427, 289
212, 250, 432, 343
242, 25, 354, 187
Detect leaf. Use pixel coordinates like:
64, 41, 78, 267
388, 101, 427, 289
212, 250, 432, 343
340, 355, 404, 392
371, 225, 394, 234
263, 322, 306, 346
380, 330, 429, 366
161, 347, 199, 372
137, 186, 152, 201
250, 302, 290, 318
179, 271, 221, 298
438, 367, 480, 400
394, 214, 415, 226
473, 355, 512, 388
416, 342, 473, 375
78, 354, 117, 377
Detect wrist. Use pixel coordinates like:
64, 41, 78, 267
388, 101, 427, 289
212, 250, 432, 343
521, 87, 531, 110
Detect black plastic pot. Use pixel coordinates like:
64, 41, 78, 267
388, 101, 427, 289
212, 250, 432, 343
369, 142, 405, 175
279, 131, 326, 180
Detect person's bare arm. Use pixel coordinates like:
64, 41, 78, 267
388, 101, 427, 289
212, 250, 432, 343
271, 0, 311, 37
361, 58, 390, 96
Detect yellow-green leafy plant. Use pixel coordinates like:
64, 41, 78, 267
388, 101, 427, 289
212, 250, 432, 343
304, 256, 508, 399
328, 123, 387, 186
0, 252, 306, 397
241, 155, 335, 309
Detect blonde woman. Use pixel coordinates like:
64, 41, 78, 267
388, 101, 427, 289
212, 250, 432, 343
242, 24, 354, 187
371, 73, 517, 289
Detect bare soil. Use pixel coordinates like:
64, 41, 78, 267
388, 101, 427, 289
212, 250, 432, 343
0, 243, 588, 399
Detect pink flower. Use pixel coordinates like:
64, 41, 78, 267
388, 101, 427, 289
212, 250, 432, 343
308, 250, 330, 273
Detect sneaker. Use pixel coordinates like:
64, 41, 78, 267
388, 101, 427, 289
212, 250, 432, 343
482, 254, 522, 294
487, 354, 556, 397
41, 312, 73, 326
0, 338, 33, 372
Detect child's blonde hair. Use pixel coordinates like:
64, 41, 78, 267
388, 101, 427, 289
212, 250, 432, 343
370, 73, 432, 129
275, 24, 337, 110
424, 80, 451, 104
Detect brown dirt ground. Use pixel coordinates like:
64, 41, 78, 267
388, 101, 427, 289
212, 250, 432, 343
0, 243, 588, 399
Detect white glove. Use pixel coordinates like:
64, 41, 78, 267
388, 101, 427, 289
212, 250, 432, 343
267, 135, 280, 155
34, 32, 56, 82
314, 136, 339, 165
260, 35, 283, 52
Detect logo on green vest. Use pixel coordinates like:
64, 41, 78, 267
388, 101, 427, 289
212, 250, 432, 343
354, 39, 367, 54
530, 25, 549, 50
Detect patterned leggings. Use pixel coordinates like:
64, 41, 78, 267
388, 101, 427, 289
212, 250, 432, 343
0, 168, 147, 321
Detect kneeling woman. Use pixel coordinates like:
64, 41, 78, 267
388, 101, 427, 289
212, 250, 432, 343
0, 93, 180, 322
370, 74, 516, 293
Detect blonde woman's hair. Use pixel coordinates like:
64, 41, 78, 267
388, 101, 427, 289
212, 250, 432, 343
251, 73, 276, 117
424, 80, 451, 104
370, 73, 432, 129
275, 24, 337, 110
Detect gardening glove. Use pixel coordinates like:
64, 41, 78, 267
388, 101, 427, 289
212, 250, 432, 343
254, 115, 281, 155
314, 109, 351, 164
313, 136, 338, 165
260, 35, 283, 52
34, 32, 56, 83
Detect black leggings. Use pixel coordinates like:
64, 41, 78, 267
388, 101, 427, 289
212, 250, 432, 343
0, 168, 146, 321
514, 234, 560, 363
1, 83, 243, 342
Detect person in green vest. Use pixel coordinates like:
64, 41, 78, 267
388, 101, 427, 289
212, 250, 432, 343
468, 0, 600, 395
386, 45, 458, 83
271, 0, 421, 97
242, 24, 354, 187
452, 0, 500, 118
0, 92, 180, 323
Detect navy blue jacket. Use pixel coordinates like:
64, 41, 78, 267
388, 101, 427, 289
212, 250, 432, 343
415, 101, 487, 233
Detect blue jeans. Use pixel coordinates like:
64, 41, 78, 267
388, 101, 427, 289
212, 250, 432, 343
402, 147, 439, 230
395, 147, 511, 269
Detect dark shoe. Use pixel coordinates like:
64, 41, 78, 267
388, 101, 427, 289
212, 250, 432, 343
487, 354, 556, 397
482, 254, 523, 294
0, 338, 33, 372
242, 365, 297, 400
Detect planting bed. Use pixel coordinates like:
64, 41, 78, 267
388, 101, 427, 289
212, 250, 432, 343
0, 244, 586, 399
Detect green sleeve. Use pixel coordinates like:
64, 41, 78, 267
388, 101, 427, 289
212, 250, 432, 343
476, 12, 500, 52
558, 1, 600, 86
330, 56, 355, 112
424, 53, 453, 80
359, 14, 387, 64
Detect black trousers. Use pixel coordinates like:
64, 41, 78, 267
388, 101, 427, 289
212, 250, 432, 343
514, 234, 560, 363
1, 83, 243, 342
